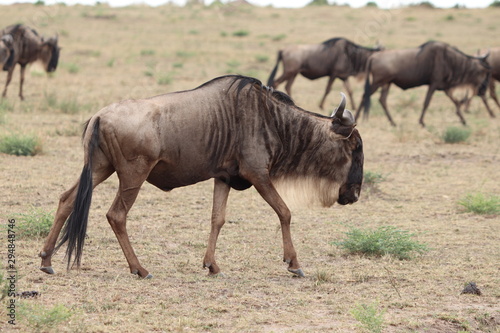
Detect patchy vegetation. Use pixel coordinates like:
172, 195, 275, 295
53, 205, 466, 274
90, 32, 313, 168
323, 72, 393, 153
333, 226, 428, 260
458, 193, 500, 214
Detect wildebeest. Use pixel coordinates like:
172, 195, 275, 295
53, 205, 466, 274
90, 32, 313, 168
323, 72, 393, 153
465, 47, 500, 117
355, 41, 490, 127
1, 24, 60, 100
267, 37, 383, 110
0, 34, 13, 68
39, 75, 363, 278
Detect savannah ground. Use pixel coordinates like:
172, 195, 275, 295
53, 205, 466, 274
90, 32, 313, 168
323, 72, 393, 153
0, 2, 499, 332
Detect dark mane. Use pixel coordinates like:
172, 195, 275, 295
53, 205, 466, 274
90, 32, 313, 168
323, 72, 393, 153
322, 37, 381, 52
195, 74, 297, 107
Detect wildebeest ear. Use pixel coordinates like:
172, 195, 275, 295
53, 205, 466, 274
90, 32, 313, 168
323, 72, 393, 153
331, 93, 355, 127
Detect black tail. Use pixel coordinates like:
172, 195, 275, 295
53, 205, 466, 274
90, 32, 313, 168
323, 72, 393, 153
55, 117, 100, 270
267, 50, 282, 87
362, 61, 372, 119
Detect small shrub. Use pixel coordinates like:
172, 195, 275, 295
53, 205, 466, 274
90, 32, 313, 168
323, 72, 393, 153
157, 73, 173, 85
255, 55, 269, 63
443, 126, 471, 143
458, 193, 500, 215
15, 207, 54, 239
271, 34, 287, 42
176, 50, 196, 58
140, 49, 155, 56
489, 0, 500, 7
18, 303, 72, 332
59, 97, 81, 114
445, 14, 455, 21
351, 302, 385, 333
66, 63, 79, 74
363, 171, 385, 188
307, 0, 331, 6
0, 134, 42, 156
314, 269, 335, 286
365, 1, 378, 7
106, 58, 115, 67
333, 226, 428, 260
232, 30, 249, 37
172, 62, 183, 69
44, 91, 58, 110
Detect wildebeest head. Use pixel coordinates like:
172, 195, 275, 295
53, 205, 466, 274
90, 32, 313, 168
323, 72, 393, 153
40, 35, 60, 72
330, 94, 364, 205
0, 34, 13, 70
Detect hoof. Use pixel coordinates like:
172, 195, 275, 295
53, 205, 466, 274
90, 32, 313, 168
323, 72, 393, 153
40, 266, 55, 275
288, 267, 305, 278
144, 274, 153, 279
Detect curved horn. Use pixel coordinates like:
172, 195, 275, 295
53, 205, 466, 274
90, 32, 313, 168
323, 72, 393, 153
332, 92, 346, 119
478, 49, 490, 60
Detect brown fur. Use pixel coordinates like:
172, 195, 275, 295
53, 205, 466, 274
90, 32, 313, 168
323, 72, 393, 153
39, 75, 363, 278
0, 24, 60, 100
267, 37, 382, 110
356, 41, 490, 126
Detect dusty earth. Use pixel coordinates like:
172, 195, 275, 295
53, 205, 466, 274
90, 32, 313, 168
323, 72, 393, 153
0, 3, 499, 332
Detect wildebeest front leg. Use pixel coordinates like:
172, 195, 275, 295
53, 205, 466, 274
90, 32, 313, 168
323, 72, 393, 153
245, 173, 304, 277
203, 178, 230, 276
419, 85, 437, 127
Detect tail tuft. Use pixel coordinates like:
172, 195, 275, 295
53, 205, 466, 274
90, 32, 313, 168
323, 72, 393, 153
55, 117, 100, 270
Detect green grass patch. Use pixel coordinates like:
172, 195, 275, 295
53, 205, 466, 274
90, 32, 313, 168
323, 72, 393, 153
363, 171, 385, 188
15, 207, 54, 239
65, 62, 80, 74
232, 29, 250, 37
458, 193, 500, 215
255, 54, 269, 63
351, 302, 385, 333
0, 134, 42, 156
157, 73, 173, 85
333, 226, 428, 260
442, 126, 471, 143
18, 303, 73, 332
140, 49, 155, 56
271, 33, 287, 42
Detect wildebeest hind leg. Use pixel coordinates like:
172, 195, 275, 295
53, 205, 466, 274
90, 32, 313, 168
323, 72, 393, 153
106, 169, 152, 278
244, 172, 304, 277
203, 178, 230, 276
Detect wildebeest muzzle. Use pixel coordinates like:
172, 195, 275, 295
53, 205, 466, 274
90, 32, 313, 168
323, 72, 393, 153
337, 135, 363, 205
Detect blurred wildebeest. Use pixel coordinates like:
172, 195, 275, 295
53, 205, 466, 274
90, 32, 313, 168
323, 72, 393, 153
39, 75, 363, 279
356, 41, 490, 127
465, 47, 500, 117
1, 24, 60, 100
0, 34, 13, 68
267, 37, 383, 110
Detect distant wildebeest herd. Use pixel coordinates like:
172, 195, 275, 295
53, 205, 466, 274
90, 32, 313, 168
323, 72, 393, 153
0, 23, 496, 278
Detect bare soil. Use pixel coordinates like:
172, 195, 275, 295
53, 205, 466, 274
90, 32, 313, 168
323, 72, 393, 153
0, 3, 499, 332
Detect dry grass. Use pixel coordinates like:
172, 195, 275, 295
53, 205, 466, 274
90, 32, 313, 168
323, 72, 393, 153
0, 3, 499, 332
